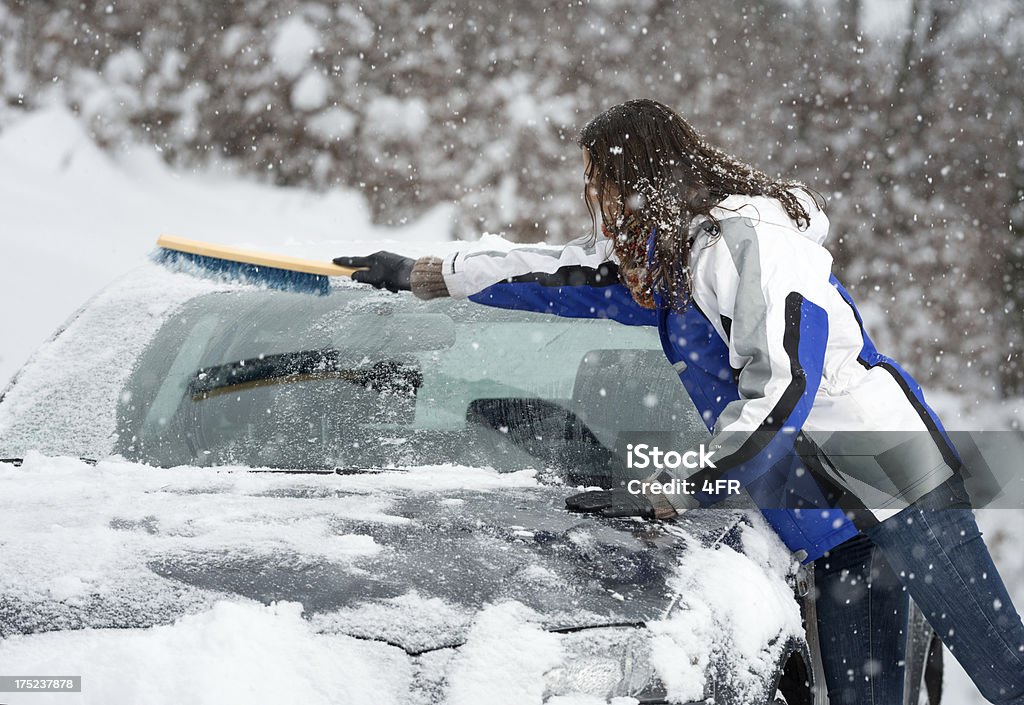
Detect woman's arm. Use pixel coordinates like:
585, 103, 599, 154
343, 239, 659, 326
440, 237, 657, 326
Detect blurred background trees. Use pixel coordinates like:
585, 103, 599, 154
1, 0, 1022, 399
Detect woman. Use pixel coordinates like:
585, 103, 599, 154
336, 99, 1024, 704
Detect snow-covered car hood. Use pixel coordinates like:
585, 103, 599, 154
1, 456, 805, 705
0, 455, 759, 653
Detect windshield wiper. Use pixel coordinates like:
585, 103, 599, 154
188, 351, 423, 401
0, 457, 98, 467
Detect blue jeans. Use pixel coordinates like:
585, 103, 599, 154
815, 532, 910, 704
816, 473, 1024, 704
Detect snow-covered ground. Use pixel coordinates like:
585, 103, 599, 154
0, 108, 1021, 703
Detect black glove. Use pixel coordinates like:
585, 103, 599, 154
333, 251, 414, 293
565, 488, 656, 519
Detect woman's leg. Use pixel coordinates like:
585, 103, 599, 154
864, 473, 1024, 705
814, 532, 909, 705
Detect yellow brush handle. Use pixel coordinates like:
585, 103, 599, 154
157, 234, 361, 277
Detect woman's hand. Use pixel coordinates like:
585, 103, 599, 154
565, 488, 662, 519
334, 252, 449, 300
334, 251, 414, 292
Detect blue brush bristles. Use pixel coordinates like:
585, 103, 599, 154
153, 247, 331, 296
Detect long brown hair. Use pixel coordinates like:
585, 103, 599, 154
576, 99, 821, 310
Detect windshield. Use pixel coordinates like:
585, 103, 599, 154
114, 289, 707, 483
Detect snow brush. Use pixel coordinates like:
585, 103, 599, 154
153, 234, 360, 296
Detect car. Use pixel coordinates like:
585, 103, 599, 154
0, 261, 943, 704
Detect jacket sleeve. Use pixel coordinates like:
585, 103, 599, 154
440, 237, 658, 327
655, 216, 833, 510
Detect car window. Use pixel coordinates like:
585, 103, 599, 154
0, 267, 226, 461
114, 289, 708, 484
